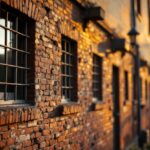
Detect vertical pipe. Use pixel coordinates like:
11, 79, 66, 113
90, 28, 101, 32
130, 0, 141, 145
131, 0, 136, 29
136, 44, 141, 146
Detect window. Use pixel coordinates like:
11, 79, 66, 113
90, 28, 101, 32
140, 77, 142, 99
145, 80, 148, 101
137, 0, 141, 15
133, 74, 137, 100
61, 35, 77, 102
0, 4, 35, 104
93, 54, 103, 101
125, 71, 129, 101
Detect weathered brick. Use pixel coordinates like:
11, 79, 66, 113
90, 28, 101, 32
7, 138, 15, 145
0, 0, 149, 150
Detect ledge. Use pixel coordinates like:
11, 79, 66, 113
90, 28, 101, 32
48, 103, 83, 117
0, 105, 39, 126
89, 102, 106, 111
62, 103, 83, 115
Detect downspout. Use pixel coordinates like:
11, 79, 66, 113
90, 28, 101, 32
129, 0, 141, 145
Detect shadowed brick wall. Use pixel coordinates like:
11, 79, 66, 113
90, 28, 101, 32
0, 0, 147, 150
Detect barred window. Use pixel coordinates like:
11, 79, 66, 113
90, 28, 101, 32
93, 54, 103, 101
61, 36, 77, 102
125, 71, 129, 101
0, 4, 35, 104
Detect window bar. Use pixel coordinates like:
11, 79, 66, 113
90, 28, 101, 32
25, 21, 27, 101
15, 16, 18, 101
3, 10, 7, 100
64, 40, 67, 99
5, 11, 8, 101
0, 44, 30, 54
0, 25, 30, 38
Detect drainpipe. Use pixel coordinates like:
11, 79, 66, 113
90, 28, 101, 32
128, 0, 141, 146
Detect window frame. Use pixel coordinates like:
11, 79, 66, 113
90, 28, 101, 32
0, 3, 35, 105
61, 35, 78, 103
92, 53, 103, 102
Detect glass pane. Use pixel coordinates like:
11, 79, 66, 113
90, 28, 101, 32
62, 89, 65, 97
7, 49, 16, 65
0, 47, 5, 63
66, 41, 70, 52
27, 38, 31, 52
7, 31, 16, 48
0, 65, 6, 82
61, 65, 65, 74
17, 69, 25, 83
67, 66, 69, 74
0, 85, 5, 100
7, 67, 16, 83
18, 18, 26, 34
67, 77, 70, 86
17, 35, 26, 51
69, 67, 72, 75
18, 52, 26, 67
0, 9, 6, 26
6, 85, 15, 100
17, 86, 25, 100
0, 27, 5, 45
66, 54, 70, 63
62, 53, 65, 62
7, 13, 16, 30
62, 76, 65, 86
66, 89, 69, 99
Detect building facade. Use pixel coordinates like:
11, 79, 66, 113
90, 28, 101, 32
0, 0, 150, 150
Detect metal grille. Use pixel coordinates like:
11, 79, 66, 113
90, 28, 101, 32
61, 36, 77, 102
0, 5, 34, 104
93, 54, 102, 101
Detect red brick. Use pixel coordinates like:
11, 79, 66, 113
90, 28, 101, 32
2, 133, 9, 139
7, 138, 15, 145
42, 130, 50, 136
0, 141, 5, 148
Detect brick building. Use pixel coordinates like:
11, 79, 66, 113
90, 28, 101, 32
0, 0, 150, 150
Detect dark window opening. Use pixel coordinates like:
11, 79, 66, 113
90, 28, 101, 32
137, 0, 141, 15
93, 54, 103, 101
61, 35, 77, 102
0, 3, 35, 104
125, 71, 129, 101
133, 74, 137, 100
145, 80, 148, 101
140, 77, 142, 99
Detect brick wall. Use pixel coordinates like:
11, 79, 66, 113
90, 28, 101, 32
0, 0, 144, 150
140, 67, 150, 132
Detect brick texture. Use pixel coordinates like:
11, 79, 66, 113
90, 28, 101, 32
0, 0, 150, 150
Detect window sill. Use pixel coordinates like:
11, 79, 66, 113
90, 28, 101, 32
90, 101, 106, 111
49, 102, 83, 117
0, 104, 39, 126
61, 103, 83, 115
123, 100, 130, 106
